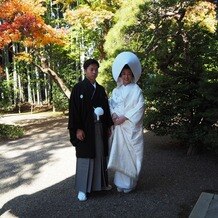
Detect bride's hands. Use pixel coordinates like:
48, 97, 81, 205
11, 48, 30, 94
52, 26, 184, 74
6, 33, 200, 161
114, 115, 127, 125
112, 113, 118, 123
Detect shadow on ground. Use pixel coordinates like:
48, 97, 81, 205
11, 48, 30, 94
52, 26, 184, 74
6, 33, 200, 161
0, 116, 71, 193
0, 120, 218, 217
0, 172, 189, 218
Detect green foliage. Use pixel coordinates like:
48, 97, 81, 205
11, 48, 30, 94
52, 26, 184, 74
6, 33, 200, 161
0, 80, 12, 110
44, 44, 81, 88
52, 84, 68, 112
104, 0, 144, 56
64, 0, 120, 60
0, 124, 24, 139
120, 0, 218, 153
97, 59, 116, 94
1, 0, 217, 155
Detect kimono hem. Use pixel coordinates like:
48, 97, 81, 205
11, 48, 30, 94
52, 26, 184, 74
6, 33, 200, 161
75, 120, 108, 193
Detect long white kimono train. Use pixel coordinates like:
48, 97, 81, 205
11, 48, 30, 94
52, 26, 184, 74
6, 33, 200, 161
108, 83, 145, 190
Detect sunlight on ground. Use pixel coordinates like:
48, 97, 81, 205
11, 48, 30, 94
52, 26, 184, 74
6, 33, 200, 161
0, 113, 76, 208
0, 145, 76, 208
0, 111, 64, 125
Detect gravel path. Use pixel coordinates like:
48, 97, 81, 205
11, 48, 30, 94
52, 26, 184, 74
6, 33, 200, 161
0, 113, 218, 218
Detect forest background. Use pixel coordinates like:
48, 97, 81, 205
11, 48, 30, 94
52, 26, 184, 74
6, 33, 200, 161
0, 0, 217, 155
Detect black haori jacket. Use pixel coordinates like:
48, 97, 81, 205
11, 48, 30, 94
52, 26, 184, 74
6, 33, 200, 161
68, 78, 113, 158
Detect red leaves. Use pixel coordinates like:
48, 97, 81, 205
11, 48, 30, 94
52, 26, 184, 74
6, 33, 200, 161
0, 0, 64, 49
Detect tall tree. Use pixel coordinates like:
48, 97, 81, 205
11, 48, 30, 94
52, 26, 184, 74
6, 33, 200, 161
120, 0, 218, 154
64, 0, 121, 61
104, 0, 144, 56
0, 0, 71, 98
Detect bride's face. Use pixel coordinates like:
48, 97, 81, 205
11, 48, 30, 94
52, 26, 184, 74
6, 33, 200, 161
120, 69, 133, 85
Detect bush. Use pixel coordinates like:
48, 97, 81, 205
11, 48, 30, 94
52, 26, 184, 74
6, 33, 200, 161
135, 2, 218, 155
0, 124, 24, 139
52, 85, 68, 113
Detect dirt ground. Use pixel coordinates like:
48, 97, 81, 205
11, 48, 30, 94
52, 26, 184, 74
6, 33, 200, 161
0, 112, 218, 217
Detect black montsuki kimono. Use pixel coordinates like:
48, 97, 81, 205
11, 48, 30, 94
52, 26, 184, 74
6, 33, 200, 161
68, 78, 113, 159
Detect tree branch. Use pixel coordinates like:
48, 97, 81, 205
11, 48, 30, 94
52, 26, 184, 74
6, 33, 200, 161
34, 62, 71, 99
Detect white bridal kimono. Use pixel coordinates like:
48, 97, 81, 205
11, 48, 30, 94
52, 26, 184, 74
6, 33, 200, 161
108, 83, 145, 190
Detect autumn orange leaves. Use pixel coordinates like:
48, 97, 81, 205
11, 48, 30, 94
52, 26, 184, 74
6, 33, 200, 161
0, 0, 65, 49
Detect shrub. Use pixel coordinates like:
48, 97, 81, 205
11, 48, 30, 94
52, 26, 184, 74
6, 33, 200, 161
0, 124, 24, 139
52, 85, 68, 113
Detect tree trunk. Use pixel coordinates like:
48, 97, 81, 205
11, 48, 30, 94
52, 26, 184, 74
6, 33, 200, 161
34, 63, 71, 99
3, 46, 12, 104
44, 73, 48, 103
27, 70, 32, 103
17, 74, 24, 102
35, 66, 42, 105
12, 44, 18, 105
25, 47, 33, 104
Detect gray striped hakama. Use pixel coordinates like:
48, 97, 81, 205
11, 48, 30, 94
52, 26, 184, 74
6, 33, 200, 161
75, 120, 108, 193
